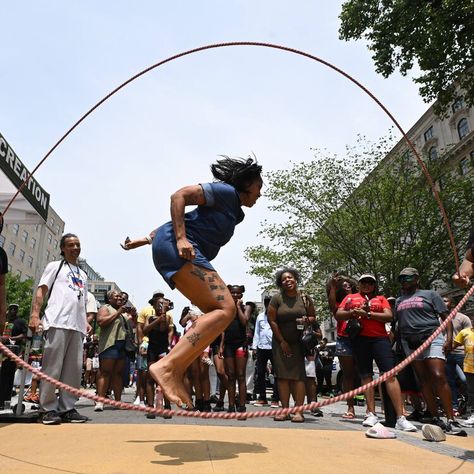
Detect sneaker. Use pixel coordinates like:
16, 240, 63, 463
422, 424, 446, 442
94, 402, 104, 412
270, 401, 280, 408
430, 417, 449, 432
133, 396, 141, 406
253, 400, 269, 407
311, 408, 324, 417
406, 409, 423, 422
213, 401, 225, 412
362, 412, 379, 427
61, 409, 88, 423
237, 405, 247, 413
227, 405, 236, 413
462, 414, 474, 426
41, 411, 61, 425
395, 415, 418, 432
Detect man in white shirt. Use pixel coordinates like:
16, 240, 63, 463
252, 297, 279, 407
29, 233, 90, 425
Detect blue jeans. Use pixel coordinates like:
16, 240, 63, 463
445, 352, 466, 409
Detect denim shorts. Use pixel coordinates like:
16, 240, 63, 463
401, 333, 445, 361
99, 340, 126, 360
335, 336, 353, 357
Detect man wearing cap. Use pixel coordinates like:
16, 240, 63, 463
395, 267, 457, 432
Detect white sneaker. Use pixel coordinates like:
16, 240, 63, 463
139, 401, 146, 407
395, 415, 418, 432
94, 402, 104, 412
133, 396, 140, 406
463, 414, 474, 426
362, 412, 379, 427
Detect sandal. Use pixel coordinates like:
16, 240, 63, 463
291, 413, 305, 423
366, 422, 396, 439
273, 413, 290, 421
342, 412, 355, 419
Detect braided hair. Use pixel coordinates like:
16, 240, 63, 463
211, 155, 262, 192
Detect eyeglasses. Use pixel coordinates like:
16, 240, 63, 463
398, 275, 416, 282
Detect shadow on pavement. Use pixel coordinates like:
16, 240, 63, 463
129, 439, 268, 466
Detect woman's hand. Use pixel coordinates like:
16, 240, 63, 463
352, 308, 366, 318
177, 237, 195, 260
280, 340, 292, 357
120, 236, 132, 250
443, 338, 453, 355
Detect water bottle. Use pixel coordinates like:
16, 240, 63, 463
31, 325, 43, 351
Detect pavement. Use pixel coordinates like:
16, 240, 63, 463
1, 387, 473, 473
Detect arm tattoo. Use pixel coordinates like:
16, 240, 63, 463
186, 332, 200, 347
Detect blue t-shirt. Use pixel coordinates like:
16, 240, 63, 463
152, 182, 245, 288
184, 182, 245, 260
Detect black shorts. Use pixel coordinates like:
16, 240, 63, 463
147, 348, 168, 365
223, 342, 248, 359
352, 336, 394, 378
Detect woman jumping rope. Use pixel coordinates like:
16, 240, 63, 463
121, 156, 263, 408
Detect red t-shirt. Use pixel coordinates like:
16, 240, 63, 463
338, 293, 391, 338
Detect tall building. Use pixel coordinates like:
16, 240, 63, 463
0, 206, 65, 284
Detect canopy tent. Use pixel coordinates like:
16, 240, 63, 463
0, 130, 49, 225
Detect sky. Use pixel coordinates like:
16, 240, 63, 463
0, 1, 430, 323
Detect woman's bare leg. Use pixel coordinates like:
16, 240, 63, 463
149, 263, 235, 407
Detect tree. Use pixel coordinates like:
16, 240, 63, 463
339, 0, 474, 113
5, 273, 34, 321
245, 134, 473, 316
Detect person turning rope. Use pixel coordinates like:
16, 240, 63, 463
121, 156, 263, 408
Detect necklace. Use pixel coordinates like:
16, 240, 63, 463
66, 261, 83, 300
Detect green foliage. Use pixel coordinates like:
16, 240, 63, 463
339, 0, 474, 114
245, 133, 473, 318
5, 273, 34, 321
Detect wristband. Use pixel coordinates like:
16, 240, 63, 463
146, 235, 152, 244
366, 311, 371, 319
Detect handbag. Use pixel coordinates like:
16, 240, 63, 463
345, 318, 361, 339
300, 294, 318, 356
121, 315, 137, 360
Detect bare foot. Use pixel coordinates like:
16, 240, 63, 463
149, 359, 192, 408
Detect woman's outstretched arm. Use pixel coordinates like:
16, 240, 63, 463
120, 230, 156, 250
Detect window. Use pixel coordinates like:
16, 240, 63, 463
7, 242, 15, 256
16, 269, 21, 278
21, 230, 28, 243
0, 235, 5, 248
47, 233, 52, 245
452, 97, 464, 113
12, 224, 19, 235
50, 217, 55, 227
54, 239, 58, 249
45, 250, 50, 261
27, 256, 33, 268
460, 157, 470, 175
35, 224, 40, 232
458, 118, 470, 139
428, 146, 438, 160
424, 126, 434, 142
18, 249, 25, 262
7, 264, 11, 272
30, 237, 36, 249
55, 224, 60, 235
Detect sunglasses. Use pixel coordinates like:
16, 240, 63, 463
399, 275, 416, 282
359, 279, 376, 284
